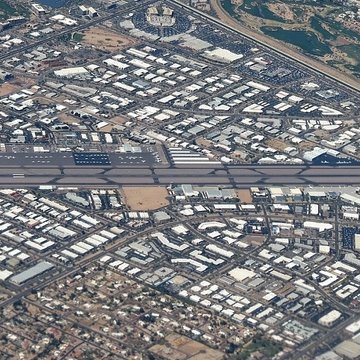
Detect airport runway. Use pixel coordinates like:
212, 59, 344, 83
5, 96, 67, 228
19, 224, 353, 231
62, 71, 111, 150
2, 165, 360, 187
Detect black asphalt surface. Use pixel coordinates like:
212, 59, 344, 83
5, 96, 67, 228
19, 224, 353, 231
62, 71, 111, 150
2, 163, 360, 186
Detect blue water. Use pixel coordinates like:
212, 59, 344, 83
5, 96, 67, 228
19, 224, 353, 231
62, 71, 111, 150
37, 0, 66, 8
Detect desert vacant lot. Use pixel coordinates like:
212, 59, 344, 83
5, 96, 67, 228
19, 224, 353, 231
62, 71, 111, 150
150, 334, 224, 360
81, 27, 136, 51
0, 83, 17, 97
236, 189, 252, 203
122, 186, 169, 211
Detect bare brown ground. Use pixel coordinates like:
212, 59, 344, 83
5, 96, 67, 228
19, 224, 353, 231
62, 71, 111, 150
108, 115, 128, 125
243, 234, 266, 246
122, 186, 169, 211
266, 139, 289, 151
195, 137, 212, 148
330, 37, 351, 46
58, 113, 80, 125
13, 76, 37, 88
82, 27, 137, 51
267, 3, 294, 21
337, 18, 360, 33
150, 334, 224, 360
98, 124, 114, 132
297, 141, 316, 150
0, 83, 18, 97
236, 189, 252, 203
210, 0, 360, 91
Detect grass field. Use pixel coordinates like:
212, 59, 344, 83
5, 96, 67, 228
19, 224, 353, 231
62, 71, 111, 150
339, 44, 360, 60
72, 33, 84, 42
0, 0, 16, 16
231, 336, 282, 359
220, 0, 242, 22
341, 44, 360, 77
311, 16, 336, 41
0, 0, 29, 19
261, 26, 332, 56
240, 0, 285, 22
220, 0, 360, 78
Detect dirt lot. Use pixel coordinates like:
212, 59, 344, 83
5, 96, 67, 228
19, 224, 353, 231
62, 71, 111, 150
109, 115, 128, 125
98, 124, 114, 132
266, 139, 289, 152
236, 189, 252, 203
58, 113, 81, 125
297, 140, 317, 150
242, 234, 266, 246
150, 334, 224, 360
0, 83, 18, 97
97, 115, 127, 132
122, 186, 169, 211
82, 27, 136, 51
195, 137, 212, 148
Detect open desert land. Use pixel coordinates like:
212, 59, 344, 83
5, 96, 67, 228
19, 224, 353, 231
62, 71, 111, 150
236, 189, 252, 203
98, 115, 129, 132
149, 334, 224, 360
0, 74, 38, 97
122, 186, 170, 211
77, 26, 137, 51
57, 112, 81, 126
0, 83, 18, 97
107, 115, 128, 126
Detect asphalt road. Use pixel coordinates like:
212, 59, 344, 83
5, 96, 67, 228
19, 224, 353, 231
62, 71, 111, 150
170, 0, 360, 93
3, 164, 360, 186
0, 0, 154, 62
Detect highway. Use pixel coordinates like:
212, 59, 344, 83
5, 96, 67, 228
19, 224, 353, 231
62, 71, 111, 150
2, 164, 360, 187
2, 0, 357, 93
170, 0, 360, 93
0, 0, 154, 62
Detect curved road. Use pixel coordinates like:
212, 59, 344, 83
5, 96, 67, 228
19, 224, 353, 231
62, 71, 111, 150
170, 0, 360, 93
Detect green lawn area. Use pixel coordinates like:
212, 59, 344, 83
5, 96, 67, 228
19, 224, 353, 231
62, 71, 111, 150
232, 336, 283, 360
240, 0, 286, 23
221, 0, 243, 22
261, 26, 332, 56
0, 0, 16, 15
323, 16, 360, 42
345, 64, 360, 78
339, 44, 360, 62
326, 59, 343, 66
0, 0, 29, 19
340, 45, 360, 77
311, 16, 337, 41
72, 32, 84, 42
